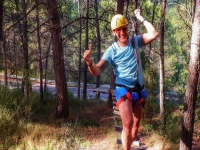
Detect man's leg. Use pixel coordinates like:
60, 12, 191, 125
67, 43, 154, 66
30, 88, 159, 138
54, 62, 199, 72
119, 99, 133, 150
131, 105, 143, 142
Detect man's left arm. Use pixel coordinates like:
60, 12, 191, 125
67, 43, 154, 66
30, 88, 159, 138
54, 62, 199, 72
134, 9, 158, 46
141, 20, 158, 45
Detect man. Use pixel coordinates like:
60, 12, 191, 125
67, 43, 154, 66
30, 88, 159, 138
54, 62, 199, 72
83, 9, 158, 150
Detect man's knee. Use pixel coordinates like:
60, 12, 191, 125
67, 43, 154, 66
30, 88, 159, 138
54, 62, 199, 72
122, 119, 133, 131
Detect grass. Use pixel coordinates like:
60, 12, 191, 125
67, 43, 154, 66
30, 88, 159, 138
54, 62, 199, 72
0, 86, 199, 150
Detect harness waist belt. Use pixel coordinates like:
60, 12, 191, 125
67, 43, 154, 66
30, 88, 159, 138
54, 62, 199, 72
115, 83, 145, 108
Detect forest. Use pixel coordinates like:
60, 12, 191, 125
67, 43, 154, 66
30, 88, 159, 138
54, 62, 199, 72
0, 0, 199, 150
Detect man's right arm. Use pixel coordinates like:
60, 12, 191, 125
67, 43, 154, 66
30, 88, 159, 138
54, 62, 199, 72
83, 44, 109, 76
87, 59, 109, 76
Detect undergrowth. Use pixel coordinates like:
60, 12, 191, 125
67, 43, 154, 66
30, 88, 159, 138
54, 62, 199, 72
0, 85, 114, 150
0, 85, 199, 150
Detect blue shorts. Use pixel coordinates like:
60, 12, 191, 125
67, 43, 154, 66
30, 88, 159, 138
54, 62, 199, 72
115, 87, 129, 102
115, 86, 147, 107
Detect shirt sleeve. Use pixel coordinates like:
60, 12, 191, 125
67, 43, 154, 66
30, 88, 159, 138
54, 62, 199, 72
135, 35, 143, 48
102, 45, 113, 63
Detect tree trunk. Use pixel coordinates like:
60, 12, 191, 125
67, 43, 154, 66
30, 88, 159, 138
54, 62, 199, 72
35, 0, 43, 101
44, 41, 51, 93
179, 0, 200, 149
0, 0, 2, 53
94, 0, 101, 98
46, 0, 69, 118
117, 0, 124, 14
22, 0, 31, 99
83, 0, 89, 99
0, 0, 7, 86
13, 32, 19, 88
159, 0, 167, 131
14, 0, 23, 89
78, 0, 82, 99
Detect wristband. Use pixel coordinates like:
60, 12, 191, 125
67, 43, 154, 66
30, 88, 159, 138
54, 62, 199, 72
87, 61, 93, 66
142, 18, 146, 23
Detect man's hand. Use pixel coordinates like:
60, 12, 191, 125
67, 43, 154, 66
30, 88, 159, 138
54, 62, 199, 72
134, 9, 142, 20
134, 9, 140, 17
83, 44, 92, 65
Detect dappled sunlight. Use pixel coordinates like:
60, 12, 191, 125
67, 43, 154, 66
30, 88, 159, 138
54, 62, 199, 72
0, 85, 199, 150
12, 123, 67, 150
9, 101, 116, 150
144, 134, 175, 150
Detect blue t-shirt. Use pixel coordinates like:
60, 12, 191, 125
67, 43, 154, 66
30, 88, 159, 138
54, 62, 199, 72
102, 36, 144, 88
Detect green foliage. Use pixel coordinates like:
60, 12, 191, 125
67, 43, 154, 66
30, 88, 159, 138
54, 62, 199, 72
0, 87, 24, 149
195, 93, 200, 123
142, 0, 161, 20
197, 92, 200, 103
81, 116, 100, 127
143, 106, 182, 144
0, 86, 23, 112
0, 84, 89, 149
195, 111, 200, 123
59, 0, 78, 19
0, 107, 23, 149
100, 65, 113, 84
164, 5, 190, 94
27, 92, 55, 119
143, 123, 154, 135
0, 85, 57, 149
61, 117, 83, 150
165, 114, 182, 143
68, 95, 104, 127
143, 92, 159, 118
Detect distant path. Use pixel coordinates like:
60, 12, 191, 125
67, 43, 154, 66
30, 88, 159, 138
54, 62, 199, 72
0, 74, 109, 100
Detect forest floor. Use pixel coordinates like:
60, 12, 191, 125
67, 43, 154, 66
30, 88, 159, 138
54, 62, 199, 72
5, 97, 200, 150
78, 104, 200, 150
1, 74, 199, 150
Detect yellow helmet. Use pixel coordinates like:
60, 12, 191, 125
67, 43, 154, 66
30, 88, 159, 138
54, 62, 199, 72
111, 14, 128, 31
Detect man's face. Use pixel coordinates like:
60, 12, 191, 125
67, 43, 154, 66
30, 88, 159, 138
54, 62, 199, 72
113, 26, 128, 43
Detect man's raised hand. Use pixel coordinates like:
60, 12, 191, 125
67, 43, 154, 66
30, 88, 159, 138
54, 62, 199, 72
89, 44, 92, 53
83, 44, 92, 64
